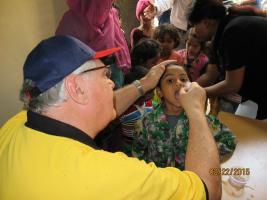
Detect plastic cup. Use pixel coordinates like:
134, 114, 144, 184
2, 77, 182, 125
228, 173, 249, 188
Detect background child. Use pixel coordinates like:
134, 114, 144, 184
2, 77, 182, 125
177, 28, 209, 82
125, 38, 161, 84
130, 0, 155, 49
132, 62, 236, 170
153, 24, 181, 63
105, 39, 161, 155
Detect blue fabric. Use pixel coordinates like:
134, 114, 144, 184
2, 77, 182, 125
158, 9, 171, 25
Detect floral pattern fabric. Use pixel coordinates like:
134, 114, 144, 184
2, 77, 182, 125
132, 104, 237, 170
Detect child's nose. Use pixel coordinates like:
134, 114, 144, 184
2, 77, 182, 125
176, 79, 184, 87
188, 45, 194, 52
161, 42, 168, 48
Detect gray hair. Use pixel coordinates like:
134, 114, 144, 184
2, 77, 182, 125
20, 60, 96, 113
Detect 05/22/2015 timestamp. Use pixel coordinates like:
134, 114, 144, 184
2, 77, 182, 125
209, 167, 250, 176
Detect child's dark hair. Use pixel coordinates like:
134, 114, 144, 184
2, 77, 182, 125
157, 62, 192, 88
187, 0, 266, 25
153, 24, 180, 47
131, 38, 161, 67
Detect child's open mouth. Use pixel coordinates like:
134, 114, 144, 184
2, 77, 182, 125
175, 90, 180, 100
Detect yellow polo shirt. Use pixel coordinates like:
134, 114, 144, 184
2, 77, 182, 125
0, 111, 206, 200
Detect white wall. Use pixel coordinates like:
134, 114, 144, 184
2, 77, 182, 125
0, 0, 67, 125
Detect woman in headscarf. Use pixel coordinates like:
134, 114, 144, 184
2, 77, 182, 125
56, 0, 131, 88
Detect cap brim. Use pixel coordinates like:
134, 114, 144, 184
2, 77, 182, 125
94, 47, 121, 59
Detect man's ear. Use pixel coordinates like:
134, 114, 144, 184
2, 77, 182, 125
64, 75, 89, 104
156, 87, 163, 98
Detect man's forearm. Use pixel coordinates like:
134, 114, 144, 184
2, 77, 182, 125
114, 84, 141, 117
185, 111, 221, 200
114, 78, 151, 117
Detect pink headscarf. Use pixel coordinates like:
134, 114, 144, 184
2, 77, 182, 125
136, 0, 151, 21
56, 0, 131, 71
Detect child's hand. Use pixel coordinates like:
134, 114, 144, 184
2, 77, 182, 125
144, 1, 157, 20
179, 82, 207, 117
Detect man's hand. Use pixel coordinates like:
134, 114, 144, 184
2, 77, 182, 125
144, 0, 157, 20
114, 60, 175, 117
179, 82, 206, 117
140, 60, 176, 92
182, 82, 222, 200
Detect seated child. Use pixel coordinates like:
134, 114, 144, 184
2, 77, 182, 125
153, 24, 181, 63
177, 28, 209, 82
119, 39, 161, 155
132, 62, 237, 170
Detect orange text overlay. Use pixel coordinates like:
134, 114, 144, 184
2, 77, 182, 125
209, 168, 250, 176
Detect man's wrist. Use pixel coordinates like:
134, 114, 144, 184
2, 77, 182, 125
132, 80, 145, 97
139, 78, 152, 94
186, 109, 205, 121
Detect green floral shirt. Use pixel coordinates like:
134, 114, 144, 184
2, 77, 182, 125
132, 104, 237, 170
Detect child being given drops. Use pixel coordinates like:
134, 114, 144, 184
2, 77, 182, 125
132, 62, 237, 170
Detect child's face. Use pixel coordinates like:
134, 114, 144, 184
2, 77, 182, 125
158, 34, 177, 56
186, 36, 201, 59
140, 13, 152, 24
158, 65, 190, 110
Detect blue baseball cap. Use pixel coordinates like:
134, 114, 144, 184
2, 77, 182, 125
23, 35, 120, 97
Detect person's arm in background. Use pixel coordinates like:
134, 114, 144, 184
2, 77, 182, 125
114, 60, 175, 116
205, 66, 245, 97
196, 63, 220, 87
179, 82, 222, 200
144, 0, 174, 19
130, 28, 137, 49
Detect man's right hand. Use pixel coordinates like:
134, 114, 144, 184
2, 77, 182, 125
182, 82, 222, 200
179, 82, 207, 117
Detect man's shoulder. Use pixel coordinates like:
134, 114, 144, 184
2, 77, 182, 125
1, 111, 27, 131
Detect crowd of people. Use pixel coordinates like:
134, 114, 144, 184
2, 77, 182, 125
1, 0, 267, 199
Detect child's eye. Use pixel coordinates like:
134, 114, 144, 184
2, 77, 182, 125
180, 77, 188, 82
167, 79, 174, 84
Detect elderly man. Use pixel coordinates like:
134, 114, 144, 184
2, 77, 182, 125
0, 35, 221, 200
